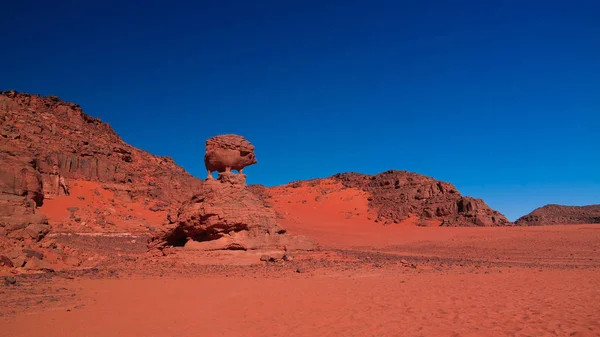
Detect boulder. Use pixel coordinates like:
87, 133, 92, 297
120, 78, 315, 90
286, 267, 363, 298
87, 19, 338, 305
24, 223, 51, 241
0, 255, 13, 268
11, 255, 26, 268
24, 256, 54, 271
204, 134, 257, 179
2, 214, 49, 241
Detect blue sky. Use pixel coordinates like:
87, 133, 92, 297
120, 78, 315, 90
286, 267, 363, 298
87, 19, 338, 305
1, 0, 599, 220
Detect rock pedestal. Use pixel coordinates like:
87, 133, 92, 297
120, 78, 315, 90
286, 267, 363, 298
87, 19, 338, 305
149, 172, 317, 252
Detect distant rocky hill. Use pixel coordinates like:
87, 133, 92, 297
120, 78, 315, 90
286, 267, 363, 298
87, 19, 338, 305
251, 170, 512, 227
516, 204, 600, 226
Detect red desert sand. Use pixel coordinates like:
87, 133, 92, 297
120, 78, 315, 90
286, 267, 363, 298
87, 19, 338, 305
2, 223, 599, 337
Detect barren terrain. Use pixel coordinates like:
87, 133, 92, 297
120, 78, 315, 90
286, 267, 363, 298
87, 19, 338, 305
2, 223, 599, 337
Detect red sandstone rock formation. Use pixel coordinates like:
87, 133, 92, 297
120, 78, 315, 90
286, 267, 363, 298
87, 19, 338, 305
204, 134, 257, 179
149, 172, 316, 252
251, 170, 511, 227
333, 171, 511, 226
516, 204, 600, 226
0, 90, 204, 269
0, 90, 202, 206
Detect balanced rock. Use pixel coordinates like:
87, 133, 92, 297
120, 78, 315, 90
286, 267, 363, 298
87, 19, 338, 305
204, 134, 257, 179
149, 171, 316, 252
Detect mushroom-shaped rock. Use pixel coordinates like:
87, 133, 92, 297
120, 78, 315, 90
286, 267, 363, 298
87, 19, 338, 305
204, 134, 257, 179
149, 135, 317, 252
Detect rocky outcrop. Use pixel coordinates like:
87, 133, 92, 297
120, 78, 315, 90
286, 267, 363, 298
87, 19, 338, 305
149, 172, 316, 251
0, 90, 203, 210
332, 171, 510, 226
150, 134, 314, 252
252, 170, 510, 227
0, 90, 203, 214
204, 134, 257, 178
0, 90, 204, 269
0, 142, 45, 225
516, 204, 600, 226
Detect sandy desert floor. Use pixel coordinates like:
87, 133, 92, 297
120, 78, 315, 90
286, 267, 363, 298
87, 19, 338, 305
1, 224, 599, 337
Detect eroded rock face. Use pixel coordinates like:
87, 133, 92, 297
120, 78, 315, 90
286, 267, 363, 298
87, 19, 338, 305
0, 90, 203, 211
250, 170, 509, 227
149, 172, 317, 251
516, 204, 600, 226
332, 171, 510, 226
0, 90, 204, 269
204, 134, 257, 179
330, 171, 511, 226
0, 143, 44, 220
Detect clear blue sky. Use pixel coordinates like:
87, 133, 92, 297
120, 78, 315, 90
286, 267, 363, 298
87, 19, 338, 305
1, 1, 599, 220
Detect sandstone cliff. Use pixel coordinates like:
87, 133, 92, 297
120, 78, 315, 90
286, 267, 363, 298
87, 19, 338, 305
0, 90, 204, 269
0, 90, 202, 210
